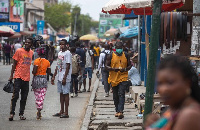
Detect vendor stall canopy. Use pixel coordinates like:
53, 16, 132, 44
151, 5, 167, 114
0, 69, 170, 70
102, 0, 185, 15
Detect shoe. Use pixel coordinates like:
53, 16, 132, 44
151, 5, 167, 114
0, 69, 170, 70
60, 114, 69, 118
19, 115, 26, 120
87, 89, 90, 92
105, 92, 109, 97
53, 113, 61, 117
118, 112, 124, 119
9, 114, 14, 121
115, 112, 119, 117
77, 90, 82, 93
82, 89, 86, 92
75, 94, 78, 97
71, 93, 74, 98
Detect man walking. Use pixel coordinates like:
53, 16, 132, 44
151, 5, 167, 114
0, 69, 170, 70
93, 43, 100, 69
70, 47, 81, 97
75, 42, 86, 93
4, 42, 11, 65
97, 44, 110, 97
105, 42, 131, 119
83, 45, 94, 92
14, 41, 22, 53
8, 37, 34, 121
51, 39, 72, 118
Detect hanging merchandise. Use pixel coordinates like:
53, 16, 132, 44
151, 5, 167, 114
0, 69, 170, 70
160, 12, 188, 49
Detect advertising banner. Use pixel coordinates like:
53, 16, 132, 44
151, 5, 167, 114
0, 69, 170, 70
0, 0, 9, 20
99, 14, 123, 38
37, 20, 45, 35
0, 22, 20, 32
9, 0, 24, 23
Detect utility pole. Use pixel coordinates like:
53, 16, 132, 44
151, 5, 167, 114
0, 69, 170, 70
73, 13, 77, 35
143, 0, 162, 122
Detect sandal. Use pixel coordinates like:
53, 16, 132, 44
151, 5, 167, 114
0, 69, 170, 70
60, 114, 69, 118
19, 115, 26, 120
9, 114, 14, 121
36, 112, 42, 120
53, 113, 61, 117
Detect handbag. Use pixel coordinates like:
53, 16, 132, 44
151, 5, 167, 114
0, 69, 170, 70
3, 81, 14, 93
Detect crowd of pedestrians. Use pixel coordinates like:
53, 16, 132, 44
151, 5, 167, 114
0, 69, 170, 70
6, 35, 142, 121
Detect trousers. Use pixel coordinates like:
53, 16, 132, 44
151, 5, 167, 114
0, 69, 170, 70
112, 82, 126, 113
10, 78, 29, 115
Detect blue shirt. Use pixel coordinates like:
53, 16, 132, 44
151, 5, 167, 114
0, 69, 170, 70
76, 47, 85, 67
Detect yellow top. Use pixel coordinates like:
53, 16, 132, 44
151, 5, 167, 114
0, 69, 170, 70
108, 52, 128, 87
94, 46, 100, 56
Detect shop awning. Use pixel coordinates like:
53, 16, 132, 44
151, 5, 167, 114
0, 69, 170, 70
123, 11, 138, 20
119, 26, 139, 39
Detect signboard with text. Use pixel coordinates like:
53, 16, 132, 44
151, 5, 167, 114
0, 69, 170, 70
98, 14, 123, 38
9, 0, 24, 23
0, 0, 9, 20
0, 22, 20, 32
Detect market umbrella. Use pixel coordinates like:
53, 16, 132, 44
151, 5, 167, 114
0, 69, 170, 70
9, 32, 21, 38
80, 34, 98, 41
0, 26, 15, 37
104, 28, 119, 37
102, 0, 185, 15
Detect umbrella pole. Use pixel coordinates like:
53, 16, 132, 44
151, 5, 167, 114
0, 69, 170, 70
143, 0, 163, 123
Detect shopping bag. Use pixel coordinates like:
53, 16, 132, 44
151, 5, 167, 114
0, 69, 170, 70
3, 81, 14, 93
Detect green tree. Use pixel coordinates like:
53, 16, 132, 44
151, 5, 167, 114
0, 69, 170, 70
44, 2, 72, 31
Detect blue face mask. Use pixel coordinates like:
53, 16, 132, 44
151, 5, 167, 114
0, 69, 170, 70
116, 49, 123, 54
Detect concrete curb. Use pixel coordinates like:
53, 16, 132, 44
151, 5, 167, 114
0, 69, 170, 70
81, 78, 99, 130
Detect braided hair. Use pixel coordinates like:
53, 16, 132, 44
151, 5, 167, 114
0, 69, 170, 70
158, 55, 200, 103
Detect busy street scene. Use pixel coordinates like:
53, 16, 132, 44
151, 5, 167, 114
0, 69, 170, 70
0, 0, 200, 130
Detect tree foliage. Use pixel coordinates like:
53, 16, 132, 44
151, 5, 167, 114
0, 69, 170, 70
44, 2, 99, 35
44, 2, 71, 31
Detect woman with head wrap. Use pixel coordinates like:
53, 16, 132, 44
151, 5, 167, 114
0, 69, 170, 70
32, 47, 53, 120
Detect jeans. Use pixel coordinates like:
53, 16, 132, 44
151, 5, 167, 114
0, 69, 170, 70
112, 82, 126, 113
5, 53, 10, 64
10, 78, 29, 115
70, 74, 78, 94
101, 68, 110, 93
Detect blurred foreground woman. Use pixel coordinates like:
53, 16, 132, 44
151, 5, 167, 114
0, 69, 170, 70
145, 55, 200, 130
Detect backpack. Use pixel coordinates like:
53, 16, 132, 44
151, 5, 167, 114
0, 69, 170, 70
72, 54, 79, 74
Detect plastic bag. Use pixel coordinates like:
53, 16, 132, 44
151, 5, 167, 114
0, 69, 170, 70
3, 81, 14, 93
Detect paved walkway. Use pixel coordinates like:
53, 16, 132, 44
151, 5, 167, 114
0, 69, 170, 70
88, 82, 143, 130
0, 62, 96, 130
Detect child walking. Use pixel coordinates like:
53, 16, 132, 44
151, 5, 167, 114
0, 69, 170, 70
32, 47, 52, 120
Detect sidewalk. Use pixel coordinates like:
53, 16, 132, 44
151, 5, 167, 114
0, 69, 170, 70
82, 79, 143, 130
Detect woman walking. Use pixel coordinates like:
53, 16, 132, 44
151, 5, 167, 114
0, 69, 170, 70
32, 47, 52, 120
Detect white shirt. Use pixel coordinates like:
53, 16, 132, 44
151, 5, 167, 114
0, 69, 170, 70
85, 50, 93, 68
98, 50, 110, 71
14, 43, 22, 52
57, 50, 72, 82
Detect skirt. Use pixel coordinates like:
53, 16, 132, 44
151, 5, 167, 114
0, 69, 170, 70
32, 75, 48, 90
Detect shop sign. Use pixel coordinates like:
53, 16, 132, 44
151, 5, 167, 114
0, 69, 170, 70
37, 20, 45, 35
0, 22, 20, 32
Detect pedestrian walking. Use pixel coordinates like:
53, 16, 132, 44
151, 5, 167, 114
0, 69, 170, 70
46, 41, 55, 81
32, 47, 52, 120
51, 39, 72, 118
97, 44, 110, 97
105, 42, 131, 119
83, 45, 94, 92
4, 42, 11, 65
8, 37, 34, 121
145, 55, 200, 130
93, 43, 100, 69
70, 47, 81, 97
75, 42, 86, 93
14, 41, 22, 53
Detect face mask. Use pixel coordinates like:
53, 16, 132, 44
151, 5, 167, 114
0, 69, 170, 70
116, 49, 123, 54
